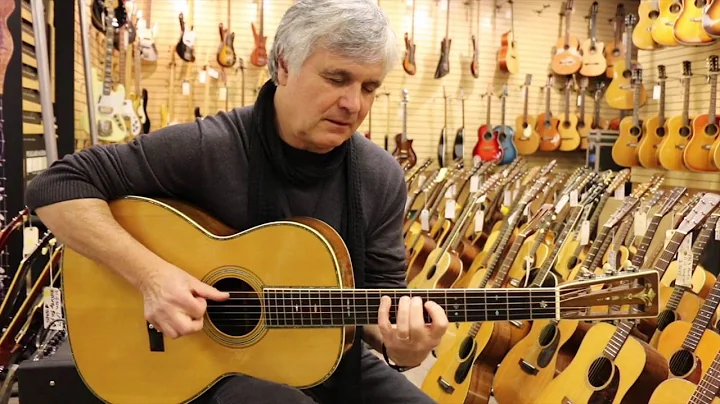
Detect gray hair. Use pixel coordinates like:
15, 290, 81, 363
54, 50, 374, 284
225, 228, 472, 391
268, 0, 398, 84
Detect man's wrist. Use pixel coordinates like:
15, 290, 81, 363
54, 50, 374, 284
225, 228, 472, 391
381, 343, 421, 372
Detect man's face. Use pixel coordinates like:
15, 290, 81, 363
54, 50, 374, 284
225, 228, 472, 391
276, 48, 385, 153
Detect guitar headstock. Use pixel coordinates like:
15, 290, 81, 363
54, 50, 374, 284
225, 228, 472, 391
708, 55, 719, 75
682, 60, 693, 78
579, 76, 589, 92
594, 81, 606, 100
524, 74, 532, 87
632, 68, 643, 86
557, 269, 660, 320
546, 74, 555, 88
401, 88, 409, 104
501, 84, 509, 98
657, 64, 667, 82
590, 1, 599, 16
656, 187, 687, 217
519, 204, 555, 237
625, 13, 637, 28
677, 193, 720, 235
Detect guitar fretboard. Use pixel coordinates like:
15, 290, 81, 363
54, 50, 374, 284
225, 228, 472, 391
690, 349, 720, 403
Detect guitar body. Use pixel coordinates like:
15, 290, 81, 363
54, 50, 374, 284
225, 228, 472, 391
514, 115, 540, 155
606, 61, 647, 110
498, 31, 519, 75
534, 322, 669, 404
95, 85, 128, 143
685, 114, 720, 172
61, 197, 360, 404
612, 116, 644, 167
646, 285, 704, 347
493, 125, 517, 165
651, 0, 682, 46
661, 262, 715, 299
637, 115, 665, 169
251, 23, 268, 67
579, 39, 607, 77
603, 41, 626, 78
406, 249, 463, 289
492, 320, 581, 404
403, 34, 417, 76
474, 125, 503, 163
454, 127, 465, 161
558, 115, 581, 151
650, 377, 720, 404
175, 14, 196, 63
703, 1, 720, 37
712, 138, 720, 170
674, 1, 716, 46
657, 320, 720, 382
216, 24, 237, 68
633, 2, 659, 50
121, 98, 142, 137
391, 133, 418, 168
536, 113, 561, 151
550, 38, 582, 76
658, 115, 692, 171
140, 89, 150, 133
434, 38, 451, 79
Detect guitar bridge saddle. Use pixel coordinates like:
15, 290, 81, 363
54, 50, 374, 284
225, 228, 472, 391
509, 320, 523, 328
436, 377, 454, 394
518, 359, 539, 375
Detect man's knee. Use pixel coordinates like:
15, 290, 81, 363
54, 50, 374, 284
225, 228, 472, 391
207, 375, 318, 404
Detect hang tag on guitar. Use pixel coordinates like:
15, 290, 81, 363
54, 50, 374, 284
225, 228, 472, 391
208, 68, 220, 80
445, 184, 456, 199
420, 209, 430, 231
505, 8, 511, 19
614, 186, 625, 200
676, 234, 693, 287
474, 210, 485, 233
570, 190, 579, 206
503, 190, 512, 207
577, 94, 583, 107
634, 211, 647, 238
218, 87, 227, 101
580, 220, 590, 246
198, 70, 207, 84
555, 194, 569, 214
23, 226, 39, 257
445, 199, 456, 220
418, 174, 427, 188
470, 175, 479, 193
653, 85, 661, 100
523, 203, 530, 219
664, 230, 674, 248
182, 81, 190, 96
43, 287, 64, 331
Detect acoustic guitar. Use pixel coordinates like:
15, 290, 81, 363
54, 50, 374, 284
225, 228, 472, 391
604, 4, 626, 78
685, 55, 720, 172
576, 77, 590, 150
434, 0, 451, 79
606, 14, 646, 110
703, 0, 720, 37
579, 2, 606, 77
649, 349, 720, 403
651, 0, 682, 46
474, 85, 502, 163
470, 0, 480, 78
251, 0, 267, 67
612, 68, 645, 167
62, 196, 661, 404
392, 89, 417, 169
633, 0, 660, 50
498, 0, 518, 75
175, 12, 196, 63
403, 0, 417, 76
536, 75, 560, 151
514, 75, 540, 155
658, 60, 693, 171
494, 85, 517, 165
453, 91, 466, 161
557, 78, 580, 151
674, 0, 716, 45
637, 65, 667, 169
550, 0, 581, 76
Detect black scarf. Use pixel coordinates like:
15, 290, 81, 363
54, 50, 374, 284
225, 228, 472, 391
247, 80, 366, 404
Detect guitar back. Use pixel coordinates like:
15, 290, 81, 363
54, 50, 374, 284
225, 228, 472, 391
251, 23, 268, 67
498, 31, 519, 74
651, 0, 682, 46
674, 0, 716, 45
403, 34, 416, 76
434, 38, 451, 79
703, 1, 720, 37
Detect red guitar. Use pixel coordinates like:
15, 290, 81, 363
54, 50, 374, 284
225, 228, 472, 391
473, 85, 503, 163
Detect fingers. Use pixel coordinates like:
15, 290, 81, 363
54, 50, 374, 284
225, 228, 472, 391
409, 296, 425, 337
424, 301, 449, 340
151, 312, 204, 340
377, 295, 393, 339
191, 280, 230, 301
396, 296, 411, 339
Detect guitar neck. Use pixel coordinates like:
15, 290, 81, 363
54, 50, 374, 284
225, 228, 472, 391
684, 278, 720, 352
658, 80, 666, 124
578, 88, 587, 122
102, 20, 115, 96
692, 350, 720, 401
632, 82, 641, 126
490, 232, 528, 288
401, 100, 408, 142
522, 86, 529, 122
564, 86, 571, 122
630, 213, 662, 267
602, 320, 635, 360
709, 75, 717, 125
682, 78, 691, 125
530, 206, 583, 287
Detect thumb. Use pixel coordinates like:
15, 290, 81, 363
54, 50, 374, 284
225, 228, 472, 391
191, 279, 230, 301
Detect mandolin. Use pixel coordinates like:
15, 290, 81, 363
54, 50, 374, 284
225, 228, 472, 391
514, 75, 540, 155
536, 75, 560, 151
658, 60, 693, 171
494, 85, 517, 165
434, 0, 451, 79
579, 2, 606, 77
685, 55, 720, 172
403, 0, 417, 76
576, 77, 590, 150
550, 0, 581, 76
633, 0, 660, 50
175, 12, 196, 63
612, 68, 645, 167
391, 89, 417, 169
606, 14, 646, 110
474, 85, 502, 163
651, 0, 682, 46
674, 0, 716, 45
638, 65, 667, 169
250, 0, 267, 67
453, 90, 465, 161
557, 77, 580, 151
498, 0, 518, 75
604, 4, 626, 78
703, 1, 720, 38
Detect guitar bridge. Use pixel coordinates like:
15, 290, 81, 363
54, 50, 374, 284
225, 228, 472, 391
519, 359, 539, 375
147, 321, 165, 352
436, 377, 455, 394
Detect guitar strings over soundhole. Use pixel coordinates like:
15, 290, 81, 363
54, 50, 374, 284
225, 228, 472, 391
705, 123, 718, 136
587, 357, 613, 388
206, 278, 261, 338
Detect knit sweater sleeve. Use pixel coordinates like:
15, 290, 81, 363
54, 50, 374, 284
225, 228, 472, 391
24, 121, 207, 211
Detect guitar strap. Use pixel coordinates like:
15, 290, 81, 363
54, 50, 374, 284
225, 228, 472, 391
247, 79, 366, 403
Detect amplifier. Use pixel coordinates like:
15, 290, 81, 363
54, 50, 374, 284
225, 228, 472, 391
16, 340, 101, 404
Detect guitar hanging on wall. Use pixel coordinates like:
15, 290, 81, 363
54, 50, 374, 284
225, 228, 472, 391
470, 0, 480, 78
498, 0, 519, 75
175, 12, 196, 63
392, 89, 417, 169
251, 0, 268, 67
453, 90, 466, 160
437, 88, 449, 167
403, 0, 416, 76
434, 0, 451, 79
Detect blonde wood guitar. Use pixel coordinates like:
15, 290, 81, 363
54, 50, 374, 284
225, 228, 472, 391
62, 197, 661, 404
638, 65, 668, 169
658, 61, 693, 171
550, 1, 582, 76
606, 14, 647, 110
657, 311, 720, 383
633, 0, 660, 50
674, 0, 716, 46
579, 2, 606, 78
605, 5, 627, 78
557, 78, 581, 151
649, 370, 720, 403
684, 55, 720, 172
612, 68, 645, 167
514, 75, 541, 155
651, 0, 682, 46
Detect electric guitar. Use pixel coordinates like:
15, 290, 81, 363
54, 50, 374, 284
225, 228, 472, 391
453, 90, 465, 161
437, 87, 449, 167
557, 77, 580, 151
403, 0, 417, 76
638, 65, 667, 169
658, 60, 693, 171
251, 0, 268, 67
131, 20, 150, 134
434, 0, 451, 79
216, 23, 236, 68
578, 1, 606, 77
550, 0, 582, 76
175, 12, 196, 63
685, 55, 720, 172
612, 68, 645, 167
537, 75, 560, 151
494, 85, 517, 165
703, 0, 720, 38
606, 13, 646, 110
391, 89, 417, 169
118, 27, 142, 138
135, 7, 158, 62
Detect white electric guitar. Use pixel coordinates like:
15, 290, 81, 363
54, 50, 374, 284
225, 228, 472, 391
136, 9, 158, 62
118, 27, 141, 138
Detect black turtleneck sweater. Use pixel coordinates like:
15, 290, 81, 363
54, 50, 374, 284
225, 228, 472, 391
24, 106, 408, 290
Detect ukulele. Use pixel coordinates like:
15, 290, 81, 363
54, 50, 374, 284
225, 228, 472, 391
674, 0, 716, 45
403, 0, 417, 76
558, 78, 581, 151
251, 0, 267, 67
606, 14, 646, 110
437, 88, 449, 167
474, 85, 502, 163
434, 0, 451, 79
685, 55, 720, 172
498, 0, 519, 75
576, 77, 590, 150
550, 0, 581, 76
493, 85, 517, 165
391, 89, 417, 168
604, 4, 626, 78
537, 75, 561, 151
470, 0, 480, 78
658, 60, 693, 171
514, 75, 540, 155
613, 68, 646, 167
638, 65, 667, 169
175, 12, 196, 63
703, 1, 720, 37
453, 90, 465, 161
651, 0, 682, 46
634, 0, 660, 50
579, 1, 606, 77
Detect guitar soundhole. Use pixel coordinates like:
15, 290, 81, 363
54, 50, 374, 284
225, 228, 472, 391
656, 127, 666, 137
680, 126, 691, 137
630, 126, 641, 137
562, 121, 571, 129
622, 69, 631, 79
522, 122, 529, 129
544, 120, 551, 129
656, 309, 677, 332
578, 121, 586, 129
484, 132, 492, 141
206, 278, 261, 337
499, 132, 507, 142
458, 336, 475, 360
670, 3, 681, 12
669, 349, 695, 377
705, 124, 718, 136
587, 357, 613, 388
538, 323, 558, 348
649, 10, 659, 18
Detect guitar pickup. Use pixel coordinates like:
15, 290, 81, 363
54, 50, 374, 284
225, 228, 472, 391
519, 359, 539, 375
147, 321, 165, 352
436, 377, 455, 394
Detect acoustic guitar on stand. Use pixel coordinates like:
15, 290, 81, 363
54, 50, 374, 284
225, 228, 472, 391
251, 0, 267, 67
686, 55, 720, 172
637, 64, 667, 169
557, 77, 580, 151
392, 89, 417, 169
579, 1, 606, 77
498, 0, 518, 75
604, 4, 626, 78
658, 60, 693, 171
434, 0, 451, 79
551, 0, 582, 76
474, 85, 502, 163
493, 85, 517, 165
613, 68, 646, 167
674, 0, 716, 45
403, 0, 417, 76
536, 75, 561, 151
633, 0, 660, 50
606, 14, 646, 110
514, 75, 540, 155
651, 0, 682, 46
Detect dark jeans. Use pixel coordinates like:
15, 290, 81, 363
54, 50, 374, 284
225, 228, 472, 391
195, 346, 436, 404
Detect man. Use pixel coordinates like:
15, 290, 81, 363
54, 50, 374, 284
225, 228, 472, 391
24, 0, 447, 403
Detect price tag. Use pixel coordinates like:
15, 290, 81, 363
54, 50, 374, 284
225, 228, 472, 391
653, 84, 661, 100
664, 230, 674, 248
43, 287, 64, 331
208, 68, 220, 79
22, 226, 39, 257
523, 203, 531, 218
577, 94, 583, 107
445, 199, 456, 219
614, 186, 626, 200
182, 81, 191, 95
479, 194, 487, 204
634, 211, 647, 238
570, 190, 579, 206
473, 155, 482, 166
503, 190, 512, 207
420, 209, 430, 231
505, 7, 511, 19
474, 210, 485, 233
555, 194, 569, 213
676, 234, 693, 287
470, 175, 479, 193
580, 220, 591, 246
418, 174, 427, 188
218, 87, 227, 101
198, 70, 207, 84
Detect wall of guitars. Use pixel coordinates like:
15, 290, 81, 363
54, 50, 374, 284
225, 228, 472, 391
72, 0, 641, 171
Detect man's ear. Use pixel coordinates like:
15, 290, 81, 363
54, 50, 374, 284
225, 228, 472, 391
276, 56, 290, 86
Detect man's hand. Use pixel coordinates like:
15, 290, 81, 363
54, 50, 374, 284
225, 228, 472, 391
139, 263, 230, 339
377, 295, 448, 367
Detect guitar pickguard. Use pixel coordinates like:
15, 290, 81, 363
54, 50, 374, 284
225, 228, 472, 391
453, 336, 478, 384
